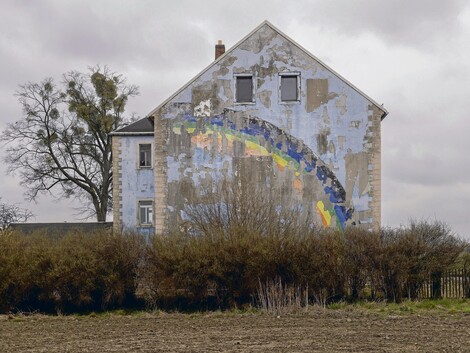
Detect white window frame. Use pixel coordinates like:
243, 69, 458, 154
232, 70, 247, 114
138, 200, 153, 226
234, 74, 256, 104
138, 143, 152, 168
279, 72, 301, 104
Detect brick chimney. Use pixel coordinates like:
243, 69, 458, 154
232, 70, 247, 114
215, 40, 225, 60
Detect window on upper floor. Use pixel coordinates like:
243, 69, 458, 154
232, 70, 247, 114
139, 144, 151, 167
280, 73, 300, 102
139, 200, 153, 226
235, 75, 254, 103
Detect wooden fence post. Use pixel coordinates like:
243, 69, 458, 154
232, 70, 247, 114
465, 269, 470, 299
431, 271, 442, 299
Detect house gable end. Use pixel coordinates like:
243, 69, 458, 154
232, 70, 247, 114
110, 21, 387, 235
148, 20, 387, 120
149, 22, 386, 233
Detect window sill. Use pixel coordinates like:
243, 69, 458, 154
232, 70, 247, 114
279, 100, 301, 105
234, 101, 256, 105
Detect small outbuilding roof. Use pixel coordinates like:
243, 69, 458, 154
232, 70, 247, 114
112, 116, 154, 135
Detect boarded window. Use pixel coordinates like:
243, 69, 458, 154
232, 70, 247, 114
139, 144, 151, 167
280, 75, 299, 102
236, 76, 253, 103
139, 200, 153, 225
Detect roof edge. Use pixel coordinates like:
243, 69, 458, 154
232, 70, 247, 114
147, 21, 272, 117
147, 20, 387, 118
262, 21, 388, 116
110, 131, 154, 136
111, 116, 154, 135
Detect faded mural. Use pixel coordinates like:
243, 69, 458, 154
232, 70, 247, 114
168, 113, 353, 230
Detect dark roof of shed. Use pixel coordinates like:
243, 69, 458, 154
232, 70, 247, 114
9, 222, 113, 235
112, 116, 154, 134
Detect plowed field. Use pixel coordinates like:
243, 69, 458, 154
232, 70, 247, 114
1, 310, 470, 352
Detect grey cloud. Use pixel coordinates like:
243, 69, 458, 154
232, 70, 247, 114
383, 149, 468, 187
382, 181, 470, 238
1, 1, 212, 71
297, 0, 468, 49
382, 103, 470, 188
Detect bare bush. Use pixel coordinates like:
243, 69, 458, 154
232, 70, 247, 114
256, 278, 308, 315
0, 198, 464, 313
182, 179, 314, 239
0, 230, 146, 313
343, 228, 382, 300
137, 179, 318, 309
0, 198, 33, 231
140, 177, 466, 309
296, 230, 347, 306
379, 220, 464, 302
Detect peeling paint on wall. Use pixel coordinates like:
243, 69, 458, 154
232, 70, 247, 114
166, 113, 353, 230
119, 21, 388, 235
193, 99, 211, 118
306, 79, 338, 112
335, 94, 347, 115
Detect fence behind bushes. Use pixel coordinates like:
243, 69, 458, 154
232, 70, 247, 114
418, 269, 470, 299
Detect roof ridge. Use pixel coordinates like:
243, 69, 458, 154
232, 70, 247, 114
261, 21, 388, 118
146, 21, 273, 118
146, 20, 387, 119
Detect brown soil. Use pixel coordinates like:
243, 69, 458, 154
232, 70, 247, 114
1, 310, 470, 352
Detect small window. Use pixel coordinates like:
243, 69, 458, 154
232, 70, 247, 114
139, 144, 151, 167
139, 200, 153, 225
235, 75, 254, 103
280, 74, 300, 102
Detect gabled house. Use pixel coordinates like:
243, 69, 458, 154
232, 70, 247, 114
111, 21, 387, 235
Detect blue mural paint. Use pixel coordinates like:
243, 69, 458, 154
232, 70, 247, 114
316, 167, 328, 183
325, 186, 340, 203
304, 164, 314, 173
334, 205, 350, 230
286, 144, 303, 164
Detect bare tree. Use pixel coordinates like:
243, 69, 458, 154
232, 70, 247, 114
1, 66, 138, 221
0, 197, 33, 231
182, 178, 315, 238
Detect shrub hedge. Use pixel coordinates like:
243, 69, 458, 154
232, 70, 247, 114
0, 220, 466, 313
0, 230, 145, 313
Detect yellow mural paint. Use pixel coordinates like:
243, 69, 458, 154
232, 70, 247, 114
173, 126, 197, 135
188, 128, 299, 173
244, 140, 270, 156
272, 153, 289, 168
316, 200, 331, 227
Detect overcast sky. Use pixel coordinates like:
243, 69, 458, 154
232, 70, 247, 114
1, 0, 469, 239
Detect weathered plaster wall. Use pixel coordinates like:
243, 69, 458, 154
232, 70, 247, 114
154, 23, 384, 233
112, 136, 122, 233
117, 135, 155, 234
